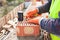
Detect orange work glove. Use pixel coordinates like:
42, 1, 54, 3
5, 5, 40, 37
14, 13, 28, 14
27, 19, 39, 24
27, 16, 41, 24
26, 8, 38, 18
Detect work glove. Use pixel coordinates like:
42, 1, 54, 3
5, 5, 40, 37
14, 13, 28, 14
27, 19, 39, 24
27, 15, 47, 25
26, 8, 38, 18
27, 16, 42, 24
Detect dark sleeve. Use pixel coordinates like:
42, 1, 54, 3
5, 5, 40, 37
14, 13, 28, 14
40, 18, 60, 35
38, 0, 52, 14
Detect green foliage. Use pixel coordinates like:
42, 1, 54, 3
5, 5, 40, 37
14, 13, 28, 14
7, 0, 14, 2
18, 0, 24, 2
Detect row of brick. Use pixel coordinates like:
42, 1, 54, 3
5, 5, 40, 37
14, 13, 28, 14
0, 3, 24, 27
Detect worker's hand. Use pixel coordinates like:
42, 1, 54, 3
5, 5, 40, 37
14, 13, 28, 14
26, 8, 38, 18
27, 19, 39, 24
27, 16, 41, 24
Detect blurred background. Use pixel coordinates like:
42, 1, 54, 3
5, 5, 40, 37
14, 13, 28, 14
0, 0, 48, 18
0, 0, 25, 18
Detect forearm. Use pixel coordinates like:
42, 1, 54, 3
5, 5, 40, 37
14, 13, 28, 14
40, 18, 60, 35
37, 0, 51, 14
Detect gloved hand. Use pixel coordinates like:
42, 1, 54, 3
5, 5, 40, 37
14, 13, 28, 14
27, 16, 41, 24
27, 19, 39, 24
26, 8, 38, 18
27, 15, 46, 25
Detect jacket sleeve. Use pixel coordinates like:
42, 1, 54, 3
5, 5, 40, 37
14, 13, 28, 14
37, 0, 52, 14
40, 18, 60, 35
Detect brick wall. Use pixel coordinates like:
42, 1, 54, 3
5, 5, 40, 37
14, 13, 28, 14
0, 3, 24, 27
